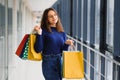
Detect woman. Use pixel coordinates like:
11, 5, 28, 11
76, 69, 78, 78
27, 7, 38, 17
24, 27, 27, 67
34, 7, 73, 80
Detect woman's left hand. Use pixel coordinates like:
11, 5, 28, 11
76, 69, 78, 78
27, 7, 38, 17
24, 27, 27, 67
65, 39, 74, 46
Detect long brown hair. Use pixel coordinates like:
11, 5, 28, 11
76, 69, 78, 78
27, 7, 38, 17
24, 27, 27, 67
40, 8, 64, 32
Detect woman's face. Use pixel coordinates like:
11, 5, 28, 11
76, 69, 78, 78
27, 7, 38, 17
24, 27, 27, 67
47, 10, 58, 27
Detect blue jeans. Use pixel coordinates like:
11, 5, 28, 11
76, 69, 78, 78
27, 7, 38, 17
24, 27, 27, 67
42, 54, 62, 80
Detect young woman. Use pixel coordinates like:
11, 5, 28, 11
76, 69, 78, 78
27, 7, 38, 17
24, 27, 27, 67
34, 7, 73, 80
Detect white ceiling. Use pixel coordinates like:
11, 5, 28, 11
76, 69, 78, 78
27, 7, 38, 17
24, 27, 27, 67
28, 0, 57, 12
27, 0, 57, 24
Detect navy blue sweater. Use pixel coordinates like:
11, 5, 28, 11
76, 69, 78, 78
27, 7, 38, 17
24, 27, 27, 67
34, 27, 69, 55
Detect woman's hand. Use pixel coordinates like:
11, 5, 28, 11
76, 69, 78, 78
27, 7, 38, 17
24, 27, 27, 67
65, 39, 74, 46
34, 25, 42, 35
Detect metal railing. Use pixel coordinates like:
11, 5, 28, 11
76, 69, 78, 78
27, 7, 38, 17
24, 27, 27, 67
67, 35, 120, 80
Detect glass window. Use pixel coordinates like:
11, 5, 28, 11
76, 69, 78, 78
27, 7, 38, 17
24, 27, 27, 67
106, 0, 114, 47
90, 0, 95, 45
83, 0, 87, 41
95, 0, 100, 49
72, 0, 77, 37
78, 0, 81, 39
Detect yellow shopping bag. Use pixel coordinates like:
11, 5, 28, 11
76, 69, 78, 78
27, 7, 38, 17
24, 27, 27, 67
28, 34, 42, 61
62, 51, 84, 79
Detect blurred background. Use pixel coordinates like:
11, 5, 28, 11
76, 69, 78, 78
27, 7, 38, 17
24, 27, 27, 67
0, 0, 120, 80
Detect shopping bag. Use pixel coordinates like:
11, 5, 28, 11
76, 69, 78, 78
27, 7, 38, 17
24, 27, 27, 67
27, 34, 42, 61
21, 37, 30, 59
15, 34, 42, 61
15, 34, 29, 57
62, 51, 84, 79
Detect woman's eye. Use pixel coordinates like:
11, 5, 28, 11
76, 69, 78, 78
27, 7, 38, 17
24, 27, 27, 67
48, 14, 57, 18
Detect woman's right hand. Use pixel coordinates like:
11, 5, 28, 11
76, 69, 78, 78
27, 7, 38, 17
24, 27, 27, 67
34, 25, 42, 35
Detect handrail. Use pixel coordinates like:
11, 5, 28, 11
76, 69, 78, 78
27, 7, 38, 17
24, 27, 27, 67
67, 35, 120, 66
84, 59, 106, 79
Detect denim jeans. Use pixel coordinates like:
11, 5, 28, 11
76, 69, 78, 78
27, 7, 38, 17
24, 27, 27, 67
42, 54, 62, 80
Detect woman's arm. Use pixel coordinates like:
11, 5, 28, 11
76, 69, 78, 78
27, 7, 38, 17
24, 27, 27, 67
34, 34, 43, 53
62, 33, 74, 50
34, 26, 43, 53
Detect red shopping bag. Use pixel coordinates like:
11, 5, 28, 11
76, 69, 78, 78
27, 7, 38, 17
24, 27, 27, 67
15, 34, 29, 57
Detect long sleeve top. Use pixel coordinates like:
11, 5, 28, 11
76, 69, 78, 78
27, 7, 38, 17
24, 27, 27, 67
34, 27, 69, 55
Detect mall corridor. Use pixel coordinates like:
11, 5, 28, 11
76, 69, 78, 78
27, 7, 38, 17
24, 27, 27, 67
0, 0, 120, 80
